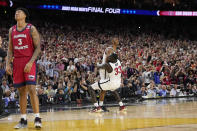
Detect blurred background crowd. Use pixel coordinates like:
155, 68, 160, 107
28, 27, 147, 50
0, 8, 196, 108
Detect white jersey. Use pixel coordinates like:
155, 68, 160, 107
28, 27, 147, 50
92, 55, 121, 91
108, 60, 121, 83
99, 69, 109, 80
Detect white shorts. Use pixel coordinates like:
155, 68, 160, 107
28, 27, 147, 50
91, 79, 121, 91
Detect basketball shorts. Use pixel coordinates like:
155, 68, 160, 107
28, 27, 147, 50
91, 79, 121, 91
13, 57, 36, 88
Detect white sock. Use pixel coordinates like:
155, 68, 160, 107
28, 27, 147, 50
119, 102, 123, 106
99, 101, 103, 106
21, 114, 27, 120
94, 103, 99, 107
34, 113, 40, 118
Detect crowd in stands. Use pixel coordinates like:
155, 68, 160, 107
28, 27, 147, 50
0, 13, 196, 108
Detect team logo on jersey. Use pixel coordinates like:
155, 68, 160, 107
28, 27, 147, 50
14, 34, 27, 39
28, 75, 35, 80
14, 45, 28, 50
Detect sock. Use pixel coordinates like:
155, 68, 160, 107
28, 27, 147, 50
99, 101, 103, 106
34, 113, 40, 118
94, 103, 99, 107
21, 114, 27, 120
119, 101, 123, 106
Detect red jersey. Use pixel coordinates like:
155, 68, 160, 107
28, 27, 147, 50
11, 23, 34, 58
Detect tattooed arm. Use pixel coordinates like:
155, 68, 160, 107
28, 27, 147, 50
24, 25, 41, 73
30, 25, 41, 63
6, 27, 13, 75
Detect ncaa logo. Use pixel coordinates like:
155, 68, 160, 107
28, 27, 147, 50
28, 75, 35, 80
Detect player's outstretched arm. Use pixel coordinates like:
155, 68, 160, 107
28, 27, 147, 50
112, 37, 119, 51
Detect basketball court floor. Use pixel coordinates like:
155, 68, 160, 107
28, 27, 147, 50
0, 97, 197, 131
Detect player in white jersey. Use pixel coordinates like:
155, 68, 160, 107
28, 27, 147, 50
94, 54, 122, 91
88, 40, 126, 112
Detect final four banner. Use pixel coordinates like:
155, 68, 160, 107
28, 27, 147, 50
38, 4, 197, 17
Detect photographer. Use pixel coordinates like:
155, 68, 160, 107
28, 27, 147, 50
70, 72, 87, 102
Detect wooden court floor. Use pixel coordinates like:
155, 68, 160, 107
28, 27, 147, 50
0, 100, 197, 131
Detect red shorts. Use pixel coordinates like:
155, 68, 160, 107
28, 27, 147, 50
13, 57, 36, 88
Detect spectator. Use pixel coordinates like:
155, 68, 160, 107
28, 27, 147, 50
186, 84, 194, 96
159, 85, 168, 97
67, 61, 76, 72
1, 80, 9, 94
142, 66, 153, 87
147, 82, 156, 98
4, 90, 16, 108
45, 85, 56, 103
137, 86, 147, 97
192, 85, 197, 96
154, 69, 164, 85
37, 88, 47, 105
0, 63, 5, 83
55, 89, 66, 104
9, 86, 17, 100
170, 84, 178, 97
64, 81, 74, 100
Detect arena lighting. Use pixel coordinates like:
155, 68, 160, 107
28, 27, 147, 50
9, 0, 13, 7
39, 5, 61, 10
158, 11, 197, 16
0, 1, 7, 6
37, 4, 197, 16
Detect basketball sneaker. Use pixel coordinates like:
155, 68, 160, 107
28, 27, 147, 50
14, 118, 27, 129
91, 106, 102, 113
101, 106, 109, 112
119, 106, 127, 111
34, 117, 42, 128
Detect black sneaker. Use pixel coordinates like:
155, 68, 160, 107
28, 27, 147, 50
14, 118, 27, 129
34, 117, 42, 128
90, 106, 102, 113
101, 106, 109, 112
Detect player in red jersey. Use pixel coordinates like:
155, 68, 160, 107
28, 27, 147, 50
6, 8, 41, 129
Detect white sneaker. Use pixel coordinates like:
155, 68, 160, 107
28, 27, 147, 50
14, 118, 27, 129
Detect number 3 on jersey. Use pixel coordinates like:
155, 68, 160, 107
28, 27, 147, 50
18, 39, 23, 45
115, 66, 122, 75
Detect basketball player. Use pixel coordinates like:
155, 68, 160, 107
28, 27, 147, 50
97, 39, 125, 112
89, 45, 126, 112
6, 8, 41, 128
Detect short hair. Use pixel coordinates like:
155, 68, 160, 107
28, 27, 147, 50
16, 7, 29, 20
